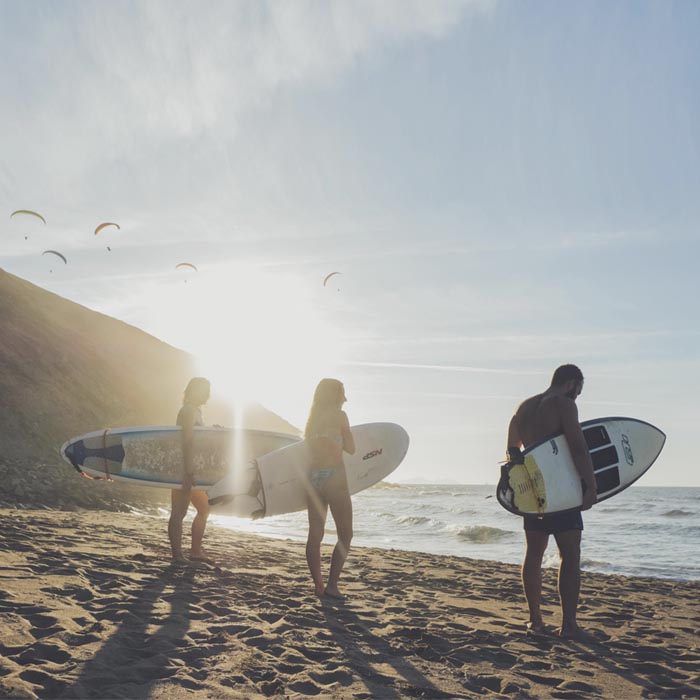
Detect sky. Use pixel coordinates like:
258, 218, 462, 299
1, 0, 699, 486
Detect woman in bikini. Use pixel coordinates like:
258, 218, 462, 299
168, 377, 214, 564
304, 378, 356, 599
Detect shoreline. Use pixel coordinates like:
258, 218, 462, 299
14, 501, 699, 585
1, 507, 699, 699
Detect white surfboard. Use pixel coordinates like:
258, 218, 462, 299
208, 422, 409, 518
60, 426, 299, 490
497, 417, 665, 516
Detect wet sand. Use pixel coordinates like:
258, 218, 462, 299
1, 508, 699, 699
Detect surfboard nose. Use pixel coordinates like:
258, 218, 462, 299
650, 424, 666, 459
61, 440, 84, 469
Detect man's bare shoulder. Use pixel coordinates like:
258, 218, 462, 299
515, 393, 545, 415
519, 393, 576, 414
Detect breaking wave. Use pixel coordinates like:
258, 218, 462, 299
455, 525, 514, 544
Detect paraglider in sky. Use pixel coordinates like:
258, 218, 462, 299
323, 271, 341, 287
11, 210, 46, 225
94, 222, 120, 235
176, 262, 197, 283
42, 250, 67, 265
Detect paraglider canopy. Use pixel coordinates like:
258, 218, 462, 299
323, 271, 341, 287
42, 250, 67, 264
94, 222, 120, 235
176, 263, 198, 272
11, 210, 46, 225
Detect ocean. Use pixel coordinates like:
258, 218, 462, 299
210, 484, 700, 582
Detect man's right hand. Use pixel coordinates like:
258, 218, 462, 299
581, 479, 597, 511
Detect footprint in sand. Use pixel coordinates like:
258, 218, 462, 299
446, 620, 477, 633
634, 661, 689, 679
242, 634, 278, 651
0, 602, 50, 616
517, 659, 553, 671
26, 613, 58, 629
29, 625, 62, 641
220, 674, 249, 688
308, 668, 355, 687
187, 607, 211, 621
296, 646, 336, 663
276, 661, 306, 675
518, 671, 565, 687
201, 601, 231, 616
555, 680, 602, 695
489, 650, 518, 667
65, 631, 102, 647
19, 668, 68, 697
93, 607, 127, 623
257, 611, 285, 624
42, 584, 95, 603
462, 673, 504, 693
259, 678, 285, 696
244, 667, 277, 684
287, 678, 322, 696
238, 627, 265, 640
17, 642, 72, 665
173, 676, 203, 691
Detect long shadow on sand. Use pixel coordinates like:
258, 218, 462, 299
59, 564, 195, 699
322, 601, 456, 699
562, 635, 700, 699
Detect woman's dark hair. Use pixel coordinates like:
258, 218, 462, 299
551, 364, 584, 387
183, 377, 210, 405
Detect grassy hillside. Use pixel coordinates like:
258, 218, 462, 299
0, 268, 298, 509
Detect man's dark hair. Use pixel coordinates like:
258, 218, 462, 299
551, 364, 584, 387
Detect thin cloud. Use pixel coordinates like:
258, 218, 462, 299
347, 329, 700, 346
345, 360, 547, 375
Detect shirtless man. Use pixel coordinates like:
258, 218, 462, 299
506, 364, 597, 638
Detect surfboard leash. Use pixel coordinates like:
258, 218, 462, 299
74, 428, 114, 481
101, 428, 114, 482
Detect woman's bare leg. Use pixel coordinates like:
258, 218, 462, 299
189, 490, 211, 560
326, 479, 353, 599
306, 493, 328, 597
168, 488, 191, 561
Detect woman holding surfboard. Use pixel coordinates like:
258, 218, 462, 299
304, 378, 356, 599
168, 377, 213, 565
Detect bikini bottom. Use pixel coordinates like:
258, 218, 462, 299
309, 468, 337, 491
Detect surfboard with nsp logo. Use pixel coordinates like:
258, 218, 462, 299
497, 417, 665, 516
209, 423, 409, 517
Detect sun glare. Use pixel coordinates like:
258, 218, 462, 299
157, 263, 343, 429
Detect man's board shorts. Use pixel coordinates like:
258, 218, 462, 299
523, 510, 583, 534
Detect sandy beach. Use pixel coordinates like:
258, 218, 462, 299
1, 508, 699, 700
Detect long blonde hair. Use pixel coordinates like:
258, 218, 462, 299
304, 378, 345, 437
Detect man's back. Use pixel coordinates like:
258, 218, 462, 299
505, 364, 596, 640
514, 393, 573, 450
